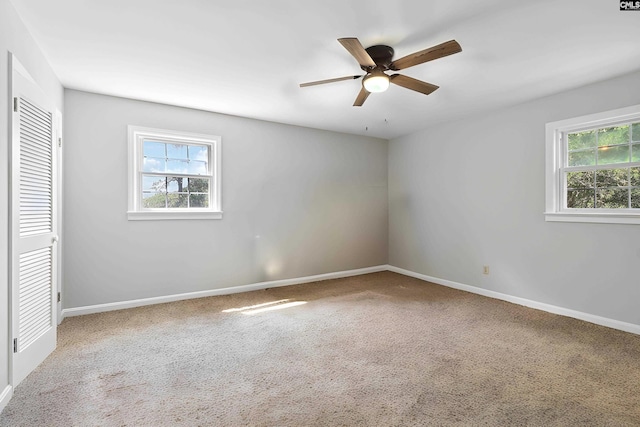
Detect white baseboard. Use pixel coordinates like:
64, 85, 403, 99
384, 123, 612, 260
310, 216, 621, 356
61, 265, 388, 318
387, 265, 640, 336
0, 385, 12, 414
61, 264, 640, 336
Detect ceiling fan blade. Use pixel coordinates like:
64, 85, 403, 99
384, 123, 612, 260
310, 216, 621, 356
338, 38, 376, 68
390, 40, 462, 71
353, 87, 370, 106
300, 75, 363, 87
390, 74, 439, 95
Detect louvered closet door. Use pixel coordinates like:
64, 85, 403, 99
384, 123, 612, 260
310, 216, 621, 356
11, 55, 58, 386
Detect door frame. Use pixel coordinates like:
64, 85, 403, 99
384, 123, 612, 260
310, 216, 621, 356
55, 108, 62, 324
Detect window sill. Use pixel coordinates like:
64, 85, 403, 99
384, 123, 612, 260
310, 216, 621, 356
544, 212, 640, 224
127, 210, 223, 221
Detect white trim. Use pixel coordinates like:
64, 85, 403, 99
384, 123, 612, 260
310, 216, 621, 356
61, 265, 387, 318
55, 108, 64, 324
545, 104, 640, 224
544, 211, 640, 224
127, 125, 222, 220
10, 54, 35, 84
0, 385, 12, 413
127, 210, 223, 221
387, 265, 640, 335
60, 264, 640, 336
547, 104, 640, 133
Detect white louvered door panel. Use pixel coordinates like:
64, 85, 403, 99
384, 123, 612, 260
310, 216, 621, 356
19, 97, 53, 237
11, 55, 58, 386
18, 248, 52, 351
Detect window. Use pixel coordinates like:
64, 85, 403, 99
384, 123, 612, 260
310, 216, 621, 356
545, 104, 640, 224
128, 126, 222, 220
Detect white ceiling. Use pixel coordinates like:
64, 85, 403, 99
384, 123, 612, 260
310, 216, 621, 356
10, 0, 640, 139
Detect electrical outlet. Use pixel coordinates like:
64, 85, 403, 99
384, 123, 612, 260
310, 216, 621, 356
483, 266, 490, 275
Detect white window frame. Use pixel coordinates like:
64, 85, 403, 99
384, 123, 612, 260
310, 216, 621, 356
127, 125, 222, 221
545, 104, 640, 224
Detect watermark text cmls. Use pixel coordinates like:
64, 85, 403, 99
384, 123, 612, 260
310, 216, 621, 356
620, 1, 640, 10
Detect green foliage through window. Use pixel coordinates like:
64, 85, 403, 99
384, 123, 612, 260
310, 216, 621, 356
565, 122, 640, 210
142, 176, 209, 208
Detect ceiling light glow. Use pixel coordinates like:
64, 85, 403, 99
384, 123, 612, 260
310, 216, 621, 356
363, 70, 390, 93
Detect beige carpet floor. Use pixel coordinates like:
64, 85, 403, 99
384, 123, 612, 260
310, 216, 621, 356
1, 271, 639, 426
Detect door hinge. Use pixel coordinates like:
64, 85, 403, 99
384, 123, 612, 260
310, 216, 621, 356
57, 292, 61, 303
13, 338, 17, 353
13, 97, 18, 112
58, 137, 62, 148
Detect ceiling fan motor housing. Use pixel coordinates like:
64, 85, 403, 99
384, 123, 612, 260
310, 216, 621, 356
363, 45, 394, 71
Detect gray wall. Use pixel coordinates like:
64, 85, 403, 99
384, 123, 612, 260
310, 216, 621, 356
63, 90, 388, 309
389, 70, 640, 326
0, 0, 63, 401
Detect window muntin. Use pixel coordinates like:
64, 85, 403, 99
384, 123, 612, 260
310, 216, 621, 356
141, 140, 210, 209
545, 104, 640, 224
128, 126, 222, 220
142, 140, 209, 175
563, 123, 640, 210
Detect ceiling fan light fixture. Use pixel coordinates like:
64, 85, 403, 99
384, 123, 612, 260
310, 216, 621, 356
363, 70, 390, 93
299, 38, 461, 106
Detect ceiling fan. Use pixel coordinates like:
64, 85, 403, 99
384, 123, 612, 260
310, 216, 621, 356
300, 37, 462, 106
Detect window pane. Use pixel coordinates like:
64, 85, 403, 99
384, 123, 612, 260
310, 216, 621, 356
132, 128, 219, 215
189, 194, 209, 208
167, 177, 187, 193
568, 149, 595, 166
167, 144, 188, 160
143, 141, 165, 158
189, 145, 209, 162
143, 157, 166, 172
598, 126, 629, 147
166, 160, 189, 174
596, 188, 629, 209
595, 169, 628, 187
567, 189, 595, 208
143, 175, 167, 192
630, 167, 640, 187
142, 192, 167, 208
566, 171, 594, 189
141, 176, 210, 210
597, 145, 629, 165
568, 130, 596, 150
632, 123, 640, 142
188, 160, 207, 174
632, 143, 640, 162
632, 189, 640, 208
187, 178, 209, 193
167, 193, 188, 208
